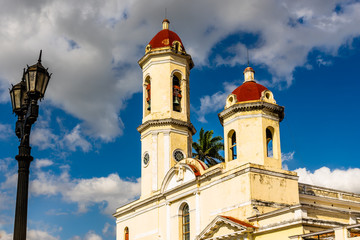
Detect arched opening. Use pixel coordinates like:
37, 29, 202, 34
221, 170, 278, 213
173, 74, 182, 112
181, 204, 190, 240
266, 128, 273, 157
144, 77, 151, 115
124, 227, 129, 240
173, 41, 182, 52
228, 130, 237, 161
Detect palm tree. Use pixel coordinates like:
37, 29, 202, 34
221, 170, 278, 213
192, 128, 224, 167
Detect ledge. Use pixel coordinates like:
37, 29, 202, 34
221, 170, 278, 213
218, 101, 284, 125
137, 118, 196, 135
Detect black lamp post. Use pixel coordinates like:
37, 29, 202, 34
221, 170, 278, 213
9, 50, 51, 240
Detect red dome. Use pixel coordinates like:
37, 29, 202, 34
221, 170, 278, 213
149, 29, 184, 49
232, 81, 267, 102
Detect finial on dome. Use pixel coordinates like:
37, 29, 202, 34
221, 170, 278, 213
162, 19, 170, 30
243, 66, 255, 82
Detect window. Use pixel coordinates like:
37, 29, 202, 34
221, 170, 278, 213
146, 83, 151, 111
266, 128, 273, 157
144, 77, 151, 113
229, 131, 237, 160
173, 75, 182, 112
124, 227, 129, 240
182, 204, 190, 240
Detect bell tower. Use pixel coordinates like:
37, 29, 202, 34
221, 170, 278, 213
218, 66, 285, 170
137, 19, 196, 198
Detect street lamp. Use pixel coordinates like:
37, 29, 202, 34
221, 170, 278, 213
9, 50, 52, 240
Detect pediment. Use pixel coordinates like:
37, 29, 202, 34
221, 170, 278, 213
161, 158, 207, 193
196, 216, 256, 240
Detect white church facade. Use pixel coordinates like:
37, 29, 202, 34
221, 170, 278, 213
113, 19, 360, 240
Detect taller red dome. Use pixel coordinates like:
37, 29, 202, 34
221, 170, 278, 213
148, 19, 185, 50
232, 81, 268, 102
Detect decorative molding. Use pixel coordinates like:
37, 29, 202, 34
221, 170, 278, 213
161, 164, 197, 194
141, 128, 188, 140
137, 118, 196, 135
142, 59, 187, 72
252, 217, 346, 236
195, 215, 255, 240
218, 101, 285, 125
299, 183, 360, 200
247, 204, 302, 222
138, 48, 194, 70
223, 113, 279, 126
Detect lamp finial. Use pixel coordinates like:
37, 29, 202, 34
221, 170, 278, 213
38, 50, 42, 63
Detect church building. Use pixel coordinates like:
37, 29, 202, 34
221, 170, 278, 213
113, 19, 360, 240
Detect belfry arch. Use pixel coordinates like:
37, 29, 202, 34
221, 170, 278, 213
172, 71, 183, 112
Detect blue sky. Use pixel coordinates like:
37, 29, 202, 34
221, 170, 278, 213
1, 0, 360, 239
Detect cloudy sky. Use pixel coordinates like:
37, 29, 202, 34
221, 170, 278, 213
1, 0, 360, 239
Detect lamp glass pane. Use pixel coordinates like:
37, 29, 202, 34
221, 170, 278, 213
24, 72, 29, 92
36, 71, 45, 94
10, 84, 22, 111
10, 90, 15, 111
28, 70, 36, 92
41, 74, 50, 96
14, 88, 21, 109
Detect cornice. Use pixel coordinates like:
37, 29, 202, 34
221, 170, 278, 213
137, 118, 196, 135
218, 101, 285, 125
138, 48, 194, 69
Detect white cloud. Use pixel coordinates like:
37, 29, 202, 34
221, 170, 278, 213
1, 172, 17, 190
62, 125, 91, 152
0, 0, 360, 141
0, 158, 17, 211
316, 56, 332, 66
27, 229, 59, 240
282, 151, 295, 162
0, 229, 59, 240
0, 230, 12, 240
0, 157, 13, 172
0, 192, 13, 210
102, 223, 110, 235
34, 159, 54, 169
31, 127, 59, 151
195, 82, 237, 122
295, 167, 360, 193
31, 111, 91, 153
70, 231, 103, 240
29, 164, 140, 215
64, 174, 140, 214
84, 231, 103, 240
0, 123, 12, 140
102, 222, 115, 236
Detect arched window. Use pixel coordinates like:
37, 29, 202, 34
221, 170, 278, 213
182, 204, 190, 240
179, 202, 191, 240
124, 227, 129, 240
173, 75, 182, 112
146, 83, 151, 111
145, 77, 151, 113
229, 131, 237, 160
266, 128, 273, 157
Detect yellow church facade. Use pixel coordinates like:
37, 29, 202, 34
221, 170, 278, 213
113, 19, 360, 240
